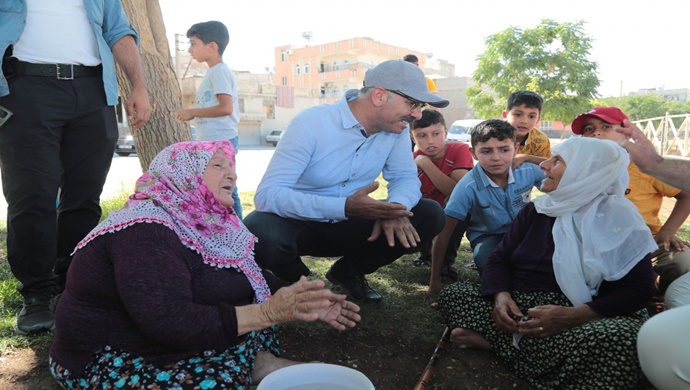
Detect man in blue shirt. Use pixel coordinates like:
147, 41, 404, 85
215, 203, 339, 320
0, 0, 151, 335
244, 60, 447, 303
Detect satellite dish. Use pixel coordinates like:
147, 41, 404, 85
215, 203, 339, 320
302, 31, 313, 44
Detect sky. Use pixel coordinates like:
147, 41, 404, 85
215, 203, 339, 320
159, 0, 690, 98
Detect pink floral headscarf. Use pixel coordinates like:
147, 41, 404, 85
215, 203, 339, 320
74, 141, 271, 303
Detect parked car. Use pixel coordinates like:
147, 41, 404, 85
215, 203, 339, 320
447, 119, 483, 144
116, 124, 135, 157
266, 130, 284, 146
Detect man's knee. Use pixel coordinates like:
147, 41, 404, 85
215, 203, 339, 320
244, 211, 289, 248
410, 199, 445, 240
243, 211, 308, 282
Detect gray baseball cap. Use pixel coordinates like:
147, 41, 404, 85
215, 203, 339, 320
363, 60, 450, 108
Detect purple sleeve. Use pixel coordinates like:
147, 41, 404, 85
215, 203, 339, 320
110, 224, 261, 351
586, 255, 655, 316
481, 204, 537, 299
265, 270, 290, 293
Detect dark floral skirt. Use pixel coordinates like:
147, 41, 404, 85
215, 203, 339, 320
50, 327, 279, 390
439, 282, 648, 390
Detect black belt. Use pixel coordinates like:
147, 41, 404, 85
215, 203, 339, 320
10, 60, 102, 79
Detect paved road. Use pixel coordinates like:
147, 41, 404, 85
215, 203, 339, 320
0, 146, 277, 220
99, 146, 276, 199
0, 139, 574, 221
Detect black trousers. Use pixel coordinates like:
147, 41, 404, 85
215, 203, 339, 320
417, 219, 466, 266
0, 74, 118, 297
243, 198, 445, 282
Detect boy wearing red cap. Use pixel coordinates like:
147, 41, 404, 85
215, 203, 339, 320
572, 106, 690, 300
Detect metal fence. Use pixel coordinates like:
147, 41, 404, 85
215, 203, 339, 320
633, 113, 690, 159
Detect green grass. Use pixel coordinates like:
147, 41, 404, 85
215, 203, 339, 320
0, 225, 54, 351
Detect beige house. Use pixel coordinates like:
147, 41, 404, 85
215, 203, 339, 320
175, 36, 474, 146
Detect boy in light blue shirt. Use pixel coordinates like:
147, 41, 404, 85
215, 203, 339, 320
175, 21, 242, 217
429, 120, 544, 294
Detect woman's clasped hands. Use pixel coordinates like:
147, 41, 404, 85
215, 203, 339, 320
492, 291, 594, 338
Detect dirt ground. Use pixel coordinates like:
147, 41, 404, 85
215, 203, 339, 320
0, 329, 531, 390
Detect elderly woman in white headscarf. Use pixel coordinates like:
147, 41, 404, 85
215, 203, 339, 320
438, 137, 658, 390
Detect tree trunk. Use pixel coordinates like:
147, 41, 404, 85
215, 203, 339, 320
117, 0, 191, 171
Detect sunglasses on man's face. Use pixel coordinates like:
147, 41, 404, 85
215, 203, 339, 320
386, 90, 427, 111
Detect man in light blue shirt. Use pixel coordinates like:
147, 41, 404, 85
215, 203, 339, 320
0, 0, 150, 335
244, 60, 447, 303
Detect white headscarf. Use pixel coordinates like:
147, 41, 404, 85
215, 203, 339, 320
533, 138, 657, 306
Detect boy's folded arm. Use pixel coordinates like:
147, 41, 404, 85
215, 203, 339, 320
513, 154, 546, 169
192, 94, 234, 119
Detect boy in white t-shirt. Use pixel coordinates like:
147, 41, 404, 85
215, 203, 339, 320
176, 20, 242, 217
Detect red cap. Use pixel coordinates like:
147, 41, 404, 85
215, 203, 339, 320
571, 106, 629, 135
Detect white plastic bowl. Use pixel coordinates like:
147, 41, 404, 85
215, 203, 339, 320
256, 362, 375, 390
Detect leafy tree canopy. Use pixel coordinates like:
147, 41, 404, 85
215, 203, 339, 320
599, 94, 690, 120
467, 19, 600, 124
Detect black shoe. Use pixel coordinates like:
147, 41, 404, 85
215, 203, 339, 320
326, 268, 383, 304
16, 294, 55, 335
647, 297, 666, 317
412, 257, 431, 267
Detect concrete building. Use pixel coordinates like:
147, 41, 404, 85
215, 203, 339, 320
274, 37, 434, 105
633, 87, 690, 103
435, 76, 476, 124
174, 35, 466, 146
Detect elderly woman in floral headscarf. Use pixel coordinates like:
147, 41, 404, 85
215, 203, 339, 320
48, 141, 361, 389
438, 137, 658, 390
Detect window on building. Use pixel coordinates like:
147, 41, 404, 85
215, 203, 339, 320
304, 62, 310, 74
343, 60, 349, 70
295, 64, 300, 75
238, 98, 245, 113
263, 98, 275, 119
540, 121, 554, 130
281, 49, 287, 62
320, 62, 325, 73
333, 61, 338, 71
281, 76, 287, 86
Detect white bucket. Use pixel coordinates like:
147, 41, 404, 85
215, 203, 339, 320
256, 363, 375, 390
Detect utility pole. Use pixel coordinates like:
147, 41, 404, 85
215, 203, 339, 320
174, 33, 182, 89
